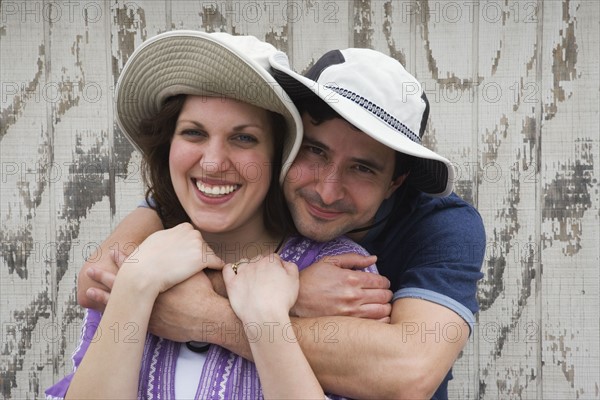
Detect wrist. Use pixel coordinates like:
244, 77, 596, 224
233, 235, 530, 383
239, 309, 290, 327
116, 262, 160, 300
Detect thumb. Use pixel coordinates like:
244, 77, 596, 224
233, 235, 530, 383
205, 253, 225, 270
203, 242, 225, 270
282, 260, 299, 278
321, 253, 377, 270
222, 262, 235, 284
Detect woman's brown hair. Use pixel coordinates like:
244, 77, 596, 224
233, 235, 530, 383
135, 95, 295, 237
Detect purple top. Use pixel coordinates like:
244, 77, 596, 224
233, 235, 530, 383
46, 235, 377, 400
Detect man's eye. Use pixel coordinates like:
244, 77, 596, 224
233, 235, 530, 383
355, 165, 374, 174
305, 145, 324, 156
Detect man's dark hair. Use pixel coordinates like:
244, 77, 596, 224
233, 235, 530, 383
295, 97, 414, 179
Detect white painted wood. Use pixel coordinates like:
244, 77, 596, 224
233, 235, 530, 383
1, 1, 598, 398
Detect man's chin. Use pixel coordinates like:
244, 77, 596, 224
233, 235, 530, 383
295, 222, 345, 243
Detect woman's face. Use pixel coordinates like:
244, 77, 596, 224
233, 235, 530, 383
169, 95, 275, 235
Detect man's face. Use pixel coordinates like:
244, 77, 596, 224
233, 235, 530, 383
283, 114, 403, 242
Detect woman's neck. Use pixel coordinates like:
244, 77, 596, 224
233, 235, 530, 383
201, 227, 283, 264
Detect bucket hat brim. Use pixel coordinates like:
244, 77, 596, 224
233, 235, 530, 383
269, 50, 454, 196
115, 30, 302, 183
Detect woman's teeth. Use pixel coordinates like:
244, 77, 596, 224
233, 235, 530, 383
195, 181, 238, 196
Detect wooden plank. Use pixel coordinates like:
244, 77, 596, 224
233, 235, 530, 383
290, 0, 352, 73
472, 0, 544, 397
43, 4, 115, 394
540, 0, 600, 398
367, 0, 412, 63
0, 2, 53, 398
110, 0, 165, 222
409, 1, 480, 397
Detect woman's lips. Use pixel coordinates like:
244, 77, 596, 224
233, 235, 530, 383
192, 178, 240, 203
195, 180, 239, 197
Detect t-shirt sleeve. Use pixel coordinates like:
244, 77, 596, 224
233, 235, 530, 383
392, 198, 485, 333
138, 197, 156, 208
45, 309, 102, 399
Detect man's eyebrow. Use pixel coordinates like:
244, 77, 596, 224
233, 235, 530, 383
304, 136, 386, 173
303, 136, 330, 152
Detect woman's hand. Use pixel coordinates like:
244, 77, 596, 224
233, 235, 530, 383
223, 254, 299, 323
121, 222, 224, 295
223, 254, 326, 399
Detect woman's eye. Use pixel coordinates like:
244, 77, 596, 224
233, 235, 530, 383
235, 134, 257, 143
181, 129, 205, 137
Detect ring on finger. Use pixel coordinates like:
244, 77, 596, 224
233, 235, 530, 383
231, 262, 240, 275
231, 259, 249, 275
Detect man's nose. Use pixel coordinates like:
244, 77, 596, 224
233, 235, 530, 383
314, 163, 346, 205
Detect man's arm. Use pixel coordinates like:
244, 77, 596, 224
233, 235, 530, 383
80, 209, 463, 398
293, 298, 470, 399
77, 207, 163, 310
84, 240, 466, 398
185, 254, 467, 398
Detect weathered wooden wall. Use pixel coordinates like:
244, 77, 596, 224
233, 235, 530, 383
1, 1, 598, 398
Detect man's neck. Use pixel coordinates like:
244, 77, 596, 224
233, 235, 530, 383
346, 230, 368, 243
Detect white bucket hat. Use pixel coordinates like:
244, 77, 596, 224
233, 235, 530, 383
115, 30, 302, 183
270, 49, 454, 197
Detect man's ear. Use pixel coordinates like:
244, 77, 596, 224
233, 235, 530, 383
385, 172, 409, 198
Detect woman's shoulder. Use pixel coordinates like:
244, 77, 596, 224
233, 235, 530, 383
317, 236, 370, 258
282, 235, 370, 258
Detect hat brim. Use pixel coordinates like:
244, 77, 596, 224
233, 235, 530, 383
270, 53, 454, 197
116, 31, 302, 184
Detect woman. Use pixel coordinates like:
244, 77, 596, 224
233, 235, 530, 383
46, 31, 377, 399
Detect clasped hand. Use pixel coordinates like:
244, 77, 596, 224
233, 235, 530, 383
117, 223, 224, 295
223, 255, 299, 324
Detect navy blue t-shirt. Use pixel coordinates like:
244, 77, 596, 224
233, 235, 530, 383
359, 187, 485, 399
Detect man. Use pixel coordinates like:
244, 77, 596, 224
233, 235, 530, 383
80, 48, 485, 399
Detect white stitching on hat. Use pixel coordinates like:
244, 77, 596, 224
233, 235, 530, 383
324, 85, 422, 144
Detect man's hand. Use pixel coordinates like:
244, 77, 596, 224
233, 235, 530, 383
85, 267, 116, 305
292, 253, 393, 321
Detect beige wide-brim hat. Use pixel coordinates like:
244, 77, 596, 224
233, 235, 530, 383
115, 30, 302, 183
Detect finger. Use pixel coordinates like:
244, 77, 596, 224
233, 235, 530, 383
356, 302, 392, 320
86, 287, 110, 305
357, 287, 394, 304
86, 267, 116, 290
111, 248, 128, 269
203, 251, 225, 270
322, 253, 377, 270
350, 270, 391, 289
222, 262, 236, 283
203, 242, 225, 270
206, 258, 225, 270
